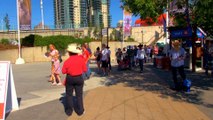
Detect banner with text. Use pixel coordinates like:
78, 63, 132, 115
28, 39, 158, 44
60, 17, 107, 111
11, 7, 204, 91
0, 61, 19, 120
19, 0, 31, 30
0, 62, 9, 120
123, 9, 132, 37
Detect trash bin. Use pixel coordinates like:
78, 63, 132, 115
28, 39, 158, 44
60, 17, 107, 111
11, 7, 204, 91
156, 56, 163, 68
162, 57, 171, 70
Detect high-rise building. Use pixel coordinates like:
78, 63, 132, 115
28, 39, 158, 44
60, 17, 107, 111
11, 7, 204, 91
54, 0, 111, 29
88, 0, 111, 28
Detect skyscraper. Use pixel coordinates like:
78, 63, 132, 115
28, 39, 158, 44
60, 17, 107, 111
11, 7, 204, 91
54, 0, 111, 29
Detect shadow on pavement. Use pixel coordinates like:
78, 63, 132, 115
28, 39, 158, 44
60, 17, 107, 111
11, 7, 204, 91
97, 64, 213, 109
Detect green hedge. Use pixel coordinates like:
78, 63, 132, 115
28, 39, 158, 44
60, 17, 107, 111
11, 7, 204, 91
21, 34, 92, 51
0, 38, 10, 45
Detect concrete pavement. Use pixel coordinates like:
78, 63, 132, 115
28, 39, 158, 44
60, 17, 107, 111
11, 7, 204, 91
5, 62, 213, 120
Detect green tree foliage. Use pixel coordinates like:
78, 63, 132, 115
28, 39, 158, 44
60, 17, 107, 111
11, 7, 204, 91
121, 0, 167, 22
122, 0, 213, 36
192, 0, 213, 36
0, 38, 10, 45
21, 34, 92, 51
4, 14, 10, 32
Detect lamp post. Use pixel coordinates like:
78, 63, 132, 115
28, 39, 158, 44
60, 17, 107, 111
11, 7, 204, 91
165, 0, 169, 56
15, 0, 25, 64
141, 30, 144, 44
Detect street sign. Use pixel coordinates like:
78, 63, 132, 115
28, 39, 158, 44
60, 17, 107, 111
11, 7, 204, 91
169, 27, 192, 39
0, 61, 19, 120
102, 28, 107, 36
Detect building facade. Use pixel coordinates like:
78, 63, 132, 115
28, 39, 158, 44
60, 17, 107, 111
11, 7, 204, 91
54, 0, 111, 29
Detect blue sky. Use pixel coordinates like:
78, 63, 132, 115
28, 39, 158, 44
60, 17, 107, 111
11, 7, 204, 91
0, 0, 139, 29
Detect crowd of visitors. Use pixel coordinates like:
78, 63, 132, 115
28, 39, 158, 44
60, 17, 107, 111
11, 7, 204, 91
44, 40, 213, 117
115, 44, 157, 71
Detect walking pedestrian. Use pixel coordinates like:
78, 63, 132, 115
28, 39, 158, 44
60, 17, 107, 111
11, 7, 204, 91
133, 45, 138, 67
107, 46, 112, 71
101, 44, 109, 76
169, 40, 186, 91
127, 46, 134, 69
137, 44, 146, 73
94, 47, 102, 73
47, 44, 59, 82
116, 48, 122, 65
205, 42, 213, 76
82, 44, 91, 79
146, 46, 152, 63
52, 55, 62, 86
62, 45, 87, 116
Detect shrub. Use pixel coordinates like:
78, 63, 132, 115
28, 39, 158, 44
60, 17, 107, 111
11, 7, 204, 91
126, 37, 135, 42
0, 39, 10, 45
21, 34, 42, 47
33, 35, 92, 51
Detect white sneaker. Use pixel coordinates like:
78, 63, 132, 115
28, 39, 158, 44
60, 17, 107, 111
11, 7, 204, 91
57, 83, 62, 86
52, 82, 57, 86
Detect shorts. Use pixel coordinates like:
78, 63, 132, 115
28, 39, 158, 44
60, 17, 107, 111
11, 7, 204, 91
101, 60, 108, 68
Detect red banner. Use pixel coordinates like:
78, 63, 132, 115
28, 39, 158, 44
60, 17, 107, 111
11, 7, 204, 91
19, 0, 31, 30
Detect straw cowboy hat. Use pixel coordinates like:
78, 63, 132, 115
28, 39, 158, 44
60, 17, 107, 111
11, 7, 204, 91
172, 40, 181, 47
67, 45, 82, 54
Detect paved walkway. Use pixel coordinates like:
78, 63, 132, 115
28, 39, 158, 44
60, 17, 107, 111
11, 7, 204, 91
6, 62, 213, 120
67, 64, 211, 120
68, 84, 209, 120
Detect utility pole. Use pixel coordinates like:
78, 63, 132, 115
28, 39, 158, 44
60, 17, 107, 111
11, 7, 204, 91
107, 27, 109, 47
15, 0, 25, 64
165, 0, 169, 56
141, 30, 144, 44
40, 0, 45, 29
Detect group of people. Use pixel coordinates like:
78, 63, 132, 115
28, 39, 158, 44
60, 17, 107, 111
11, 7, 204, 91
46, 43, 93, 116
115, 44, 156, 72
114, 41, 188, 91
46, 39, 211, 117
94, 44, 111, 76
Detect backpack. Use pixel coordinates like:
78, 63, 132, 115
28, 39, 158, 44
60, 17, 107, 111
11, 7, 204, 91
58, 52, 63, 63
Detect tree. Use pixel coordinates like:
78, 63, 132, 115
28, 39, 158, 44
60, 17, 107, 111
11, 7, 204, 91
93, 27, 100, 39
88, 22, 93, 37
4, 14, 10, 32
121, 0, 213, 36
192, 0, 213, 36
121, 0, 168, 22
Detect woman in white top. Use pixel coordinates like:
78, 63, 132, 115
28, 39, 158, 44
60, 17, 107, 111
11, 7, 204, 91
137, 44, 146, 73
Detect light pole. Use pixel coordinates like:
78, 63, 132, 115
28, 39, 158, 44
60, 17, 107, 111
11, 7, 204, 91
40, 0, 45, 29
141, 30, 144, 44
15, 0, 25, 64
165, 0, 169, 56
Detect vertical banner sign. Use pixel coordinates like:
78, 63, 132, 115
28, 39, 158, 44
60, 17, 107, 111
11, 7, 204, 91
123, 9, 132, 37
19, 0, 31, 30
0, 61, 19, 120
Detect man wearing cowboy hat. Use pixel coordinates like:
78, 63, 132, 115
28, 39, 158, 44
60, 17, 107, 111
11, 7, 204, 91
62, 44, 87, 116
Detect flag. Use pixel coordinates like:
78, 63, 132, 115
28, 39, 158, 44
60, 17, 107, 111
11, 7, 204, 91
123, 9, 132, 37
19, 0, 31, 30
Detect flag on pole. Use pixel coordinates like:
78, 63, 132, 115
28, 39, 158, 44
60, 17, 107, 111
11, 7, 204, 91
123, 9, 132, 37
18, 0, 31, 30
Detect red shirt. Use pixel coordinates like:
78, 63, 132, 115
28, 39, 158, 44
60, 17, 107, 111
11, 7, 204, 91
82, 49, 90, 63
62, 55, 87, 76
